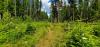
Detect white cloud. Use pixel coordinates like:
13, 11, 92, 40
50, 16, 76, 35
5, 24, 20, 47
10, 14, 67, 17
42, 0, 51, 8
41, 0, 68, 16
41, 0, 51, 15
42, 0, 48, 3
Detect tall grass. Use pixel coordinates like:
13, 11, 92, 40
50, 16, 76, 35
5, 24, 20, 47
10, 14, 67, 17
0, 16, 49, 47
0, 15, 100, 47
64, 22, 100, 47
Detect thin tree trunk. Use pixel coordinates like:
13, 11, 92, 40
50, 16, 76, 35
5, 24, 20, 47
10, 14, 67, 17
73, 8, 74, 21
15, 0, 16, 17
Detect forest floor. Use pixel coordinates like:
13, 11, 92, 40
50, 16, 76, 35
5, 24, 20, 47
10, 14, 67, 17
0, 21, 100, 47
35, 24, 65, 47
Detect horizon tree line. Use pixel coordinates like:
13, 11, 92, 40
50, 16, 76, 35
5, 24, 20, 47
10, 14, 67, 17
0, 0, 99, 22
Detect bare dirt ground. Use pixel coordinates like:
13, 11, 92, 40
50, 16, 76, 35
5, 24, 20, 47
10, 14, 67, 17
35, 25, 64, 47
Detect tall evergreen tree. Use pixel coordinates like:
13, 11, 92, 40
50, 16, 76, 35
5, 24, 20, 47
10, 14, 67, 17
50, 0, 59, 22
0, 0, 4, 19
32, 0, 42, 21
68, 0, 76, 21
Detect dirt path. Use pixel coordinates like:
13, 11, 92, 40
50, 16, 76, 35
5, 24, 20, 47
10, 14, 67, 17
35, 25, 64, 47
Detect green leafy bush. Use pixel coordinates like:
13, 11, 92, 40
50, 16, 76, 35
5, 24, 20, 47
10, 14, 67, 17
0, 22, 15, 32
65, 23, 99, 47
25, 24, 36, 35
0, 33, 7, 44
66, 29, 93, 47
92, 25, 100, 37
6, 31, 24, 43
2, 12, 11, 24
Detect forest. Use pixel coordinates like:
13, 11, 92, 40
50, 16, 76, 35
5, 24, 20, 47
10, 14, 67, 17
0, 0, 100, 47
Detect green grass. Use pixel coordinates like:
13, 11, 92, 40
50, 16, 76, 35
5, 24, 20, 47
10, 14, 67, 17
0, 19, 49, 47
0, 18, 100, 47
64, 22, 100, 47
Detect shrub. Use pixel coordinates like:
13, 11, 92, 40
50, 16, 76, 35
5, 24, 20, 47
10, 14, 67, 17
1, 22, 15, 32
0, 34, 7, 44
66, 29, 93, 47
2, 12, 11, 24
6, 31, 24, 43
92, 25, 100, 37
65, 24, 97, 47
25, 24, 36, 35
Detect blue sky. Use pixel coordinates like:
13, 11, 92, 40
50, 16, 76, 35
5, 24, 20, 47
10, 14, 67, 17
41, 0, 68, 15
41, 0, 51, 15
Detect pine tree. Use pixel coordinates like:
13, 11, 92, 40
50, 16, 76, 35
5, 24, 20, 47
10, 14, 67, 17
50, 0, 59, 22
0, 0, 4, 19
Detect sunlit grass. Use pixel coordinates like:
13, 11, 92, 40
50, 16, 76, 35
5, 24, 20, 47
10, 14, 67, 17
0, 19, 100, 47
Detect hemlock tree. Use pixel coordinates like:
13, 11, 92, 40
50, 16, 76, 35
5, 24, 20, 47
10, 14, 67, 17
0, 0, 4, 19
32, 0, 42, 21
68, 0, 76, 21
49, 0, 59, 22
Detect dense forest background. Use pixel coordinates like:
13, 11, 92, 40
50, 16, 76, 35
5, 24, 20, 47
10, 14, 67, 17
0, 0, 99, 22
0, 0, 100, 47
